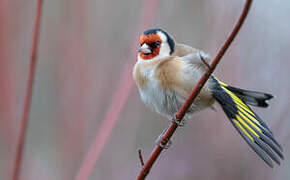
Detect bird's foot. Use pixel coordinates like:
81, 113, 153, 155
171, 116, 186, 127
155, 128, 172, 149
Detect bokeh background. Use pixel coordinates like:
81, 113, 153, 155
0, 0, 289, 180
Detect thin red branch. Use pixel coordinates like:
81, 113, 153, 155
138, 149, 145, 167
136, 0, 253, 179
12, 0, 43, 180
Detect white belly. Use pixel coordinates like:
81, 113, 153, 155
138, 77, 209, 120
138, 80, 183, 119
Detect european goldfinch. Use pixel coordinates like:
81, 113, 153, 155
133, 28, 283, 167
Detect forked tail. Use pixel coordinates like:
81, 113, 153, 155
211, 77, 283, 167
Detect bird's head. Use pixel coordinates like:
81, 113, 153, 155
138, 28, 175, 61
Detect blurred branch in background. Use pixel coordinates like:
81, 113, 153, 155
74, 0, 159, 180
136, 0, 252, 179
12, 0, 44, 180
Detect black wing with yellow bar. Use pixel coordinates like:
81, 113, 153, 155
211, 76, 283, 167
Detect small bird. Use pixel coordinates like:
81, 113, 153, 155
133, 28, 283, 167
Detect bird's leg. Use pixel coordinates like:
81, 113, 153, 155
155, 128, 172, 149
171, 116, 186, 127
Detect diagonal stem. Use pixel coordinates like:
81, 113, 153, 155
136, 0, 253, 179
12, 0, 44, 180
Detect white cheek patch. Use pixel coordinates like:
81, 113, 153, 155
157, 31, 171, 58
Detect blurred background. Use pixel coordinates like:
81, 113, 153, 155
0, 0, 289, 179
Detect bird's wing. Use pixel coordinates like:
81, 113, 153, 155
173, 43, 211, 68
182, 50, 211, 72
155, 57, 214, 106
212, 77, 283, 167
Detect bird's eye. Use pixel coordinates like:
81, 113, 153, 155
149, 41, 161, 48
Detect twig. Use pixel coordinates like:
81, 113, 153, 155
138, 149, 145, 167
136, 0, 253, 179
199, 53, 211, 70
12, 0, 44, 180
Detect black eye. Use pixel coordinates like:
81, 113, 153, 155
149, 41, 161, 48
155, 41, 161, 46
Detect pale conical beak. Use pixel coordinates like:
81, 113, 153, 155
138, 43, 152, 54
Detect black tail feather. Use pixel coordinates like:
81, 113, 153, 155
225, 86, 273, 108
